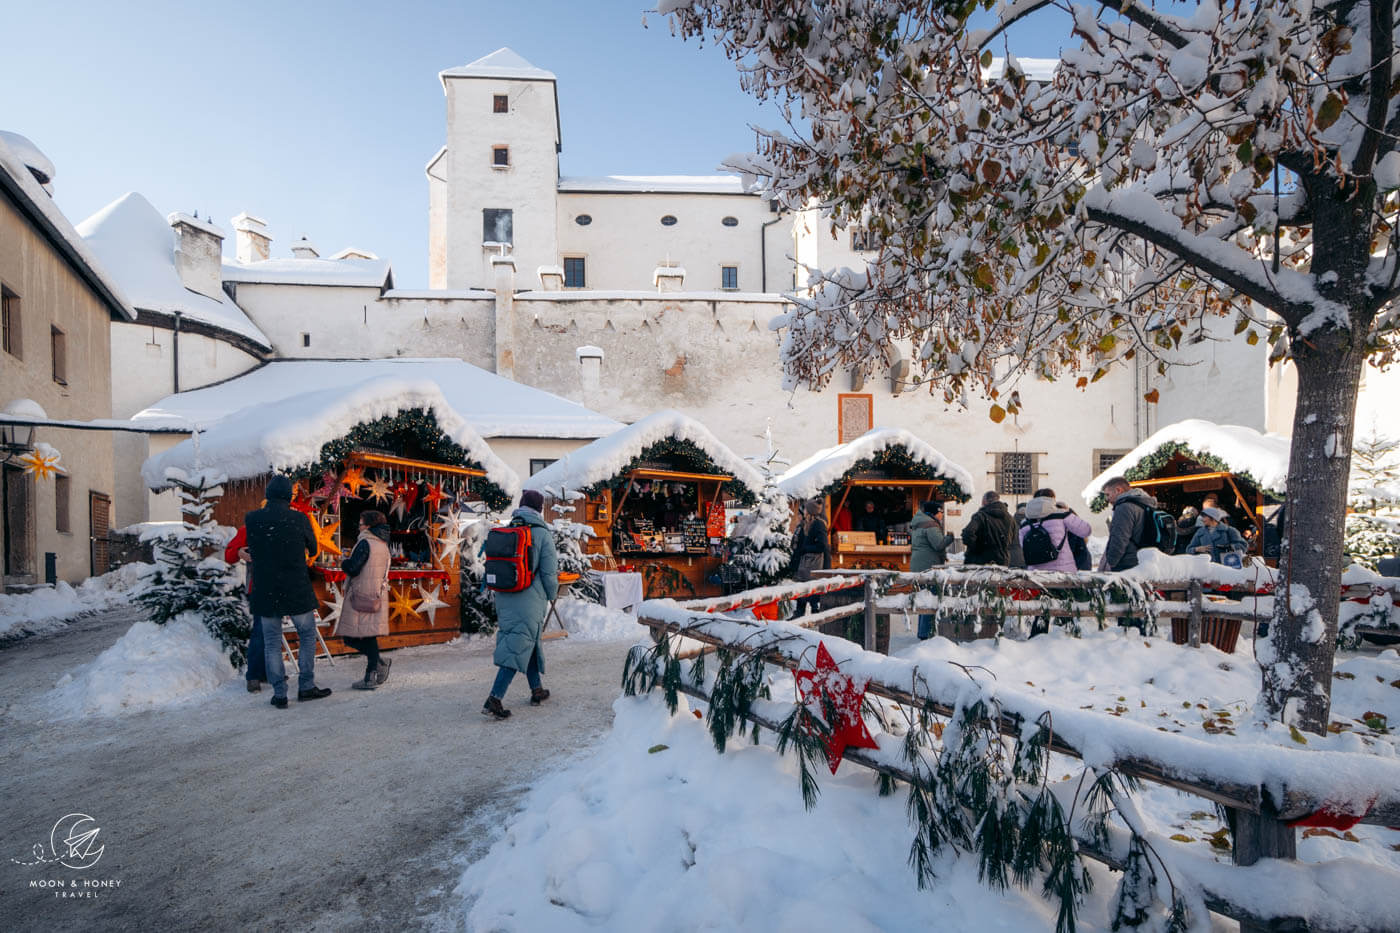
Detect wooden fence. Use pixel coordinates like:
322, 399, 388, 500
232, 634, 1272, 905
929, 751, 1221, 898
635, 574, 1400, 933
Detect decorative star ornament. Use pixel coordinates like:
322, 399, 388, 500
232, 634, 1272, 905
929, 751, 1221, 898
434, 524, 467, 569
290, 482, 316, 514
340, 465, 367, 498
311, 517, 342, 559
415, 582, 449, 627
17, 443, 63, 480
388, 585, 421, 624
313, 470, 344, 512
320, 582, 345, 630
793, 641, 880, 774
365, 475, 393, 504
421, 481, 447, 513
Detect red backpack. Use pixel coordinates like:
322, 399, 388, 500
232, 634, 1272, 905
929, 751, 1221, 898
483, 519, 533, 593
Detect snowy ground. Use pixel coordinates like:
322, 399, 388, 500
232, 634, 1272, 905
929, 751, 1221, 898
0, 601, 634, 933
457, 620, 1400, 932
0, 562, 151, 643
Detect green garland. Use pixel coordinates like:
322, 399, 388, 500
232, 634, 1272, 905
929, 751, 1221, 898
289, 408, 512, 511
1088, 441, 1284, 513
584, 436, 758, 506
815, 445, 972, 503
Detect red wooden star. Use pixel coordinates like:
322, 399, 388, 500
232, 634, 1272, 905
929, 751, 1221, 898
793, 641, 880, 774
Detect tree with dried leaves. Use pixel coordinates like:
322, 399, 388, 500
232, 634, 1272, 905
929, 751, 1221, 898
662, 0, 1400, 733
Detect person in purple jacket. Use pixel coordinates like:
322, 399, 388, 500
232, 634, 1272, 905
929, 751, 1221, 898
1019, 490, 1093, 572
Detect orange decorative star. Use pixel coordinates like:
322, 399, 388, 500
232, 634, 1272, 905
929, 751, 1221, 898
17, 444, 63, 481
311, 517, 342, 559
388, 585, 421, 624
365, 475, 393, 504
290, 482, 316, 514
340, 465, 367, 497
421, 481, 447, 512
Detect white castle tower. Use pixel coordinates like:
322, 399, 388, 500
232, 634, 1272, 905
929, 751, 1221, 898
429, 48, 561, 290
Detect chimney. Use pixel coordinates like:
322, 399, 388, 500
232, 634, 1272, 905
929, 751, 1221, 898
537, 264, 564, 291
290, 235, 319, 259
232, 212, 271, 263
576, 345, 603, 393
166, 212, 225, 301
492, 255, 516, 380
653, 264, 686, 293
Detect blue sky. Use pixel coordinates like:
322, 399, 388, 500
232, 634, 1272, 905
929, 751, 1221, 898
3, 0, 1065, 287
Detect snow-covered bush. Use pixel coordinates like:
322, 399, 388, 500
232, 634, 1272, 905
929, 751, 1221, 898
136, 468, 250, 668
726, 472, 793, 590
550, 493, 603, 604
1344, 513, 1400, 573
457, 519, 498, 636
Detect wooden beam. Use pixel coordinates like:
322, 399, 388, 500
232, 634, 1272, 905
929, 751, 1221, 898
1129, 470, 1234, 488
628, 468, 734, 483
350, 451, 486, 478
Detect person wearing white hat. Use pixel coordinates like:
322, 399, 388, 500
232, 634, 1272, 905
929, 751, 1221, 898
1186, 507, 1248, 565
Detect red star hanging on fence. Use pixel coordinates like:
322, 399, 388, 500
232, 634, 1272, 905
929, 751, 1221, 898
793, 641, 880, 774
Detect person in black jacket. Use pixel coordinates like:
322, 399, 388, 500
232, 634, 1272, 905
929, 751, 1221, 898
245, 474, 331, 708
961, 491, 1017, 566
791, 499, 830, 616
853, 500, 887, 544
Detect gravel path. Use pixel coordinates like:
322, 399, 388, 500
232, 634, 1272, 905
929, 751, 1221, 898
0, 608, 632, 932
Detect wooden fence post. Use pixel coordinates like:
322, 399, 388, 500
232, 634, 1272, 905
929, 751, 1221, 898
863, 577, 877, 652
1188, 580, 1203, 648
1230, 803, 1298, 933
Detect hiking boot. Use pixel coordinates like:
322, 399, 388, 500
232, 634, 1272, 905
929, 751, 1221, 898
374, 657, 392, 685
351, 675, 378, 691
482, 696, 511, 720
271, 695, 288, 709
297, 686, 332, 702
530, 687, 551, 706
247, 680, 262, 693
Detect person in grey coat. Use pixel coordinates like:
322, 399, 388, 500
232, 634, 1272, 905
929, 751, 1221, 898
1186, 507, 1248, 565
483, 489, 559, 720
1099, 477, 1159, 572
910, 500, 953, 639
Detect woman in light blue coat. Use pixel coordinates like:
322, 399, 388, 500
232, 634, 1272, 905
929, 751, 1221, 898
483, 490, 559, 720
1186, 508, 1248, 565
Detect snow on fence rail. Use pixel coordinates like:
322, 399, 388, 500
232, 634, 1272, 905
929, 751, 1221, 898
628, 603, 1400, 933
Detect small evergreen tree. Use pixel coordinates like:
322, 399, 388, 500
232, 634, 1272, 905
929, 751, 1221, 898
1343, 513, 1400, 572
727, 430, 794, 591
1344, 426, 1400, 572
136, 467, 251, 667
550, 492, 603, 604
456, 517, 498, 635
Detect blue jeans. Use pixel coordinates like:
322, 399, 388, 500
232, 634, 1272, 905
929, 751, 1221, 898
260, 612, 318, 698
917, 614, 934, 640
245, 610, 267, 683
490, 648, 541, 700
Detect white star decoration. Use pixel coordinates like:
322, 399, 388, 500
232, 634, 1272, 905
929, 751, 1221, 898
320, 582, 345, 632
434, 524, 467, 569
416, 582, 449, 627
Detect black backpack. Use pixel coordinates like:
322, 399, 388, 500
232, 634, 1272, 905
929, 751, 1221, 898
1020, 518, 1062, 566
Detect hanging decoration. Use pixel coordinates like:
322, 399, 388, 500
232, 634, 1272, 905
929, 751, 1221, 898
365, 475, 393, 504
16, 443, 63, 480
312, 517, 342, 559
340, 465, 367, 498
290, 482, 316, 514
415, 582, 450, 626
587, 436, 759, 505
313, 470, 344, 513
814, 445, 971, 502
421, 481, 447, 513
388, 585, 421, 624
434, 522, 467, 569
320, 581, 345, 627
792, 641, 880, 774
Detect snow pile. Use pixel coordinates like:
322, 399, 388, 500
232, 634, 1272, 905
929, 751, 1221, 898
76, 192, 269, 346
133, 358, 621, 441
1082, 419, 1290, 505
141, 375, 521, 500
779, 427, 976, 501
553, 599, 643, 642
0, 562, 152, 641
38, 614, 238, 719
459, 694, 1095, 931
526, 410, 765, 497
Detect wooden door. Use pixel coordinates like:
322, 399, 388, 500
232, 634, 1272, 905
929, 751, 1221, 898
89, 492, 111, 577
3, 464, 36, 579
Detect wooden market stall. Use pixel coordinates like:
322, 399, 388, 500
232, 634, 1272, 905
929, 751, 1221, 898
779, 428, 975, 571
1082, 419, 1289, 561
526, 411, 765, 599
145, 390, 520, 654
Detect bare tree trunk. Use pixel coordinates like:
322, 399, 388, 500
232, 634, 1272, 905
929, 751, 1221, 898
1258, 324, 1367, 734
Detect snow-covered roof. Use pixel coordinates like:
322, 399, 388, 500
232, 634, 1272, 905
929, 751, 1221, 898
0, 130, 56, 184
525, 410, 764, 496
558, 175, 750, 195
440, 48, 556, 82
76, 193, 266, 345
0, 134, 135, 323
221, 255, 392, 288
132, 358, 623, 441
1081, 419, 1291, 506
778, 427, 977, 502
984, 56, 1059, 83
142, 376, 520, 502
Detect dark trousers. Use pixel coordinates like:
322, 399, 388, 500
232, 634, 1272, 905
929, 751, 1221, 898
342, 636, 381, 678
490, 647, 541, 699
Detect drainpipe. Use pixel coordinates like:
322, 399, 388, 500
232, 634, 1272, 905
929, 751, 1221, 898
760, 210, 785, 293
172, 311, 182, 393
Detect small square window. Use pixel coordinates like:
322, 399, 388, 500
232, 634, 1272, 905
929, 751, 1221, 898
1, 285, 19, 359
483, 209, 513, 245
1093, 449, 1130, 476
720, 266, 739, 290
301, 333, 311, 348
51, 325, 67, 385
529, 458, 557, 476
994, 452, 1035, 497
492, 146, 510, 167
493, 94, 509, 113
55, 474, 71, 533
564, 257, 586, 288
